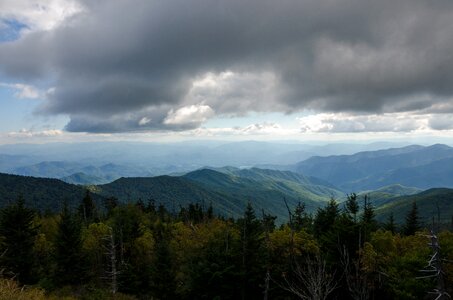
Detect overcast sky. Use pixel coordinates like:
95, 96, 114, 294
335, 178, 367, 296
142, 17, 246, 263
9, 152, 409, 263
1, 0, 453, 144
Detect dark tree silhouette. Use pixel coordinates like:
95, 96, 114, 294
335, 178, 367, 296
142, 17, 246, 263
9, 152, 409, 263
403, 201, 421, 236
0, 198, 38, 283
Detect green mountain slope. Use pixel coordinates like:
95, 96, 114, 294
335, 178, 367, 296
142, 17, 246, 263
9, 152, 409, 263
356, 184, 422, 206
184, 168, 343, 216
374, 188, 453, 224
93, 175, 245, 217
0, 173, 100, 211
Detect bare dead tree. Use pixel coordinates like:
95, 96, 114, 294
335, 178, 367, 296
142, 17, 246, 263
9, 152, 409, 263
282, 255, 338, 300
102, 227, 120, 294
418, 207, 451, 300
340, 245, 371, 300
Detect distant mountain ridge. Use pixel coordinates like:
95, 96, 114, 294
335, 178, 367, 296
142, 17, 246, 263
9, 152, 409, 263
0, 168, 344, 220
11, 161, 153, 184
1, 169, 452, 224
284, 144, 453, 191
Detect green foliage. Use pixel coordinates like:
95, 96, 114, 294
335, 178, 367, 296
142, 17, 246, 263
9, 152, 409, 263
403, 201, 421, 236
1, 179, 453, 299
0, 198, 38, 283
53, 204, 86, 285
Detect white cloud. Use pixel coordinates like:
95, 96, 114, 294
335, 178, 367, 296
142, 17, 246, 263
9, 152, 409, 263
0, 0, 83, 32
178, 122, 295, 138
164, 104, 215, 126
138, 116, 151, 126
185, 71, 281, 115
0, 82, 41, 98
8, 128, 63, 137
298, 113, 430, 133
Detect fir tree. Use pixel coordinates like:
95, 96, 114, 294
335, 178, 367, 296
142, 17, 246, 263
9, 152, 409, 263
54, 203, 85, 285
0, 198, 38, 283
239, 203, 264, 300
346, 193, 359, 223
293, 201, 312, 231
384, 213, 396, 234
78, 190, 96, 223
403, 201, 421, 236
313, 198, 340, 237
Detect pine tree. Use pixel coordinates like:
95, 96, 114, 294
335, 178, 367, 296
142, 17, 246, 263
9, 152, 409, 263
314, 198, 340, 237
384, 213, 396, 234
79, 190, 96, 223
54, 203, 85, 285
346, 193, 359, 223
293, 202, 312, 231
403, 201, 421, 236
0, 198, 38, 283
239, 203, 264, 300
361, 195, 377, 243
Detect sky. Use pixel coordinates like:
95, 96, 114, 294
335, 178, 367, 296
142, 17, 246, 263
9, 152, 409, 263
1, 0, 453, 145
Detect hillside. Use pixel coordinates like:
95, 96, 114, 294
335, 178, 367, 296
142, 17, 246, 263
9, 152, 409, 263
95, 168, 344, 220
61, 172, 108, 185
346, 157, 453, 190
374, 188, 453, 223
351, 184, 422, 207
0, 166, 345, 220
0, 173, 100, 211
93, 175, 246, 217
287, 144, 453, 191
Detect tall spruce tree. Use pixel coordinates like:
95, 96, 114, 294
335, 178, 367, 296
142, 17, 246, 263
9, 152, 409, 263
346, 193, 359, 223
0, 198, 38, 283
313, 198, 340, 237
384, 213, 396, 234
403, 201, 421, 236
78, 190, 96, 223
239, 203, 264, 300
54, 203, 85, 285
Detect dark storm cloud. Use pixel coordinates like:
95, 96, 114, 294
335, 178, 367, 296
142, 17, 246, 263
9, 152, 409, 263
1, 0, 453, 132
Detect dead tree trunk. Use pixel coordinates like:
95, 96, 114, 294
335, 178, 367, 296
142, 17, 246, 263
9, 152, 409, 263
103, 227, 120, 294
282, 255, 338, 300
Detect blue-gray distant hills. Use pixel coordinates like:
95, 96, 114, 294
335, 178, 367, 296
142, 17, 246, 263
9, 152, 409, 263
283, 144, 453, 191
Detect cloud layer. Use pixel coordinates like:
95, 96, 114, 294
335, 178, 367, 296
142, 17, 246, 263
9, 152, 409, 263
1, 0, 453, 133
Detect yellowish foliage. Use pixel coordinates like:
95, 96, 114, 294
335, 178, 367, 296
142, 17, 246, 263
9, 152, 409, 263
0, 278, 45, 300
268, 225, 319, 258
82, 222, 111, 253
132, 228, 155, 259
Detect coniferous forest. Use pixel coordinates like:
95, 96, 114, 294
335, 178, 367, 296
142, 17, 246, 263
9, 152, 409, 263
0, 192, 452, 300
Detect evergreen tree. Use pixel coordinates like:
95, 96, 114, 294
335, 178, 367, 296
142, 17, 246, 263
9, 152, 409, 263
0, 198, 38, 283
403, 201, 421, 236
104, 196, 118, 216
362, 195, 376, 226
293, 202, 312, 231
313, 198, 340, 237
239, 203, 264, 300
78, 190, 96, 223
384, 213, 396, 234
346, 193, 359, 223
150, 222, 176, 299
54, 203, 85, 285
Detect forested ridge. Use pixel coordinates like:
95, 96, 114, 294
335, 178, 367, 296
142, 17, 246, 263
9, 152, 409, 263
0, 191, 452, 299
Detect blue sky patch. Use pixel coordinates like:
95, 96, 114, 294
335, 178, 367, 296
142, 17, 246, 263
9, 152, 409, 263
0, 19, 28, 42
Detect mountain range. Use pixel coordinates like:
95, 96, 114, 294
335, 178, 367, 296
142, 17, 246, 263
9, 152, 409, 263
1, 166, 452, 223
280, 144, 453, 191
0, 167, 341, 220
